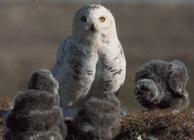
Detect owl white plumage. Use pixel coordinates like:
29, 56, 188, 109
52, 4, 126, 117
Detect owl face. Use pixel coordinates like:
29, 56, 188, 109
135, 79, 160, 105
72, 4, 116, 39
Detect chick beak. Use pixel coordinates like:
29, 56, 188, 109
89, 23, 96, 33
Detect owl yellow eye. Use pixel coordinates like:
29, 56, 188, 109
80, 16, 87, 22
99, 16, 106, 22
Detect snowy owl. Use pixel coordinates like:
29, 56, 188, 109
134, 60, 190, 111
52, 4, 126, 117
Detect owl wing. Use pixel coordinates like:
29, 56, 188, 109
117, 42, 127, 86
52, 37, 76, 105
52, 37, 98, 107
52, 37, 72, 71
114, 43, 126, 96
95, 42, 126, 96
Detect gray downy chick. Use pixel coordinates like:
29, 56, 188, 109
73, 92, 121, 140
134, 60, 190, 111
5, 69, 67, 140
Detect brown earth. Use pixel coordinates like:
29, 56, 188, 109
0, 3, 194, 109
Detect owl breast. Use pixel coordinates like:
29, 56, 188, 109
90, 40, 126, 95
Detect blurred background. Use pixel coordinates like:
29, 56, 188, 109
0, 0, 193, 109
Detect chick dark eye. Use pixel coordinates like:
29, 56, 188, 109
80, 16, 87, 22
99, 16, 106, 22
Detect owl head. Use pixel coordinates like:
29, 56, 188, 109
135, 79, 161, 108
168, 60, 189, 96
28, 69, 59, 94
72, 4, 117, 40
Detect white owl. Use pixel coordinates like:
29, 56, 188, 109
52, 4, 126, 117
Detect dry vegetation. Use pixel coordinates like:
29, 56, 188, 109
0, 97, 194, 139
116, 109, 194, 140
0, 3, 194, 109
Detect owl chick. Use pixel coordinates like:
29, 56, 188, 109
28, 69, 59, 95
52, 4, 126, 117
5, 69, 67, 140
73, 92, 121, 140
134, 60, 190, 111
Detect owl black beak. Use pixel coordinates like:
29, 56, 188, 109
89, 23, 96, 32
